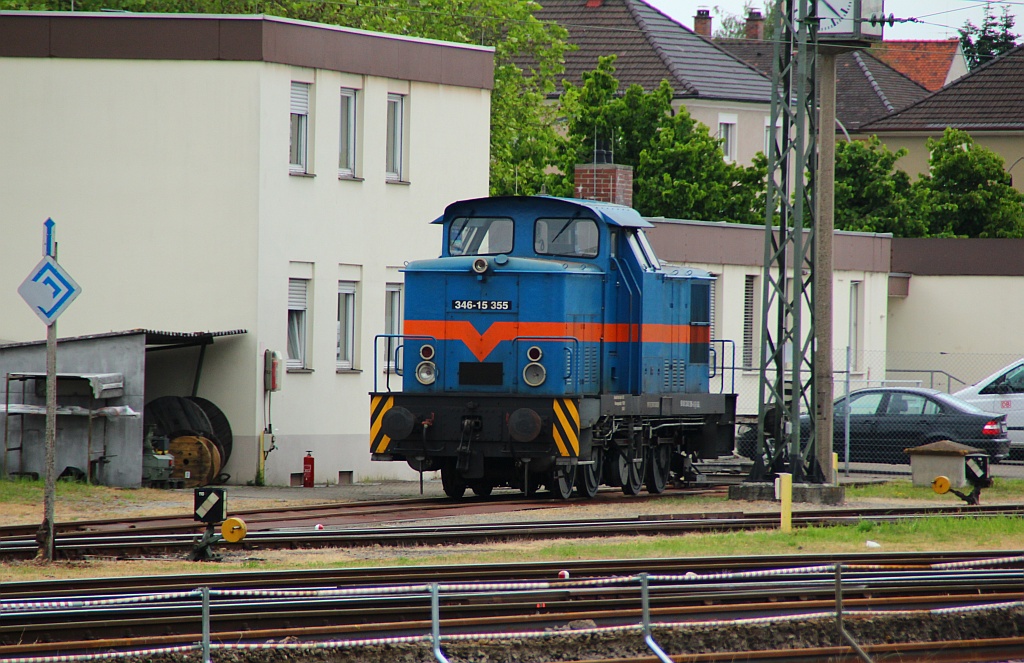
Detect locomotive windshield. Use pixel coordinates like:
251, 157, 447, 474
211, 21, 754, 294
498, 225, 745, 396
449, 216, 514, 256
534, 217, 599, 258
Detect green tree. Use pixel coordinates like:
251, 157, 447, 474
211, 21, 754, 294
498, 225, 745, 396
557, 56, 765, 222
959, 2, 1020, 69
833, 137, 925, 236
2, 0, 570, 197
910, 128, 1024, 238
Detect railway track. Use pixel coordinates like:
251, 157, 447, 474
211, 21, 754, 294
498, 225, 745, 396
2, 498, 1024, 560
3, 552, 1023, 662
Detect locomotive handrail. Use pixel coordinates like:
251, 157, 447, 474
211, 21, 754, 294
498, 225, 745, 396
512, 336, 581, 391
710, 339, 737, 395
373, 334, 438, 392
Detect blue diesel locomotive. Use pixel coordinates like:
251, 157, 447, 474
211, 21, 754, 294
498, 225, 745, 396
370, 196, 736, 499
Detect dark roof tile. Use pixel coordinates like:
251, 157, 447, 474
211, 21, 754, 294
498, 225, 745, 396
534, 0, 773, 102
715, 40, 929, 132
862, 45, 1024, 132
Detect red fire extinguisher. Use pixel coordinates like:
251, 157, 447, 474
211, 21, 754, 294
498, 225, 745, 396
303, 450, 315, 488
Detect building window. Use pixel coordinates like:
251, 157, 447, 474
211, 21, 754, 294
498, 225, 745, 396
718, 113, 737, 162
384, 283, 403, 370
337, 281, 357, 370
339, 88, 357, 177
287, 278, 310, 369
849, 281, 861, 372
742, 274, 758, 369
290, 82, 311, 173
386, 93, 405, 181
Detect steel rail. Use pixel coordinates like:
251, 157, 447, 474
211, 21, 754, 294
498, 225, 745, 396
4, 554, 1024, 656
4, 504, 1024, 560
3, 550, 1023, 599
4, 586, 1022, 657
568, 637, 1024, 662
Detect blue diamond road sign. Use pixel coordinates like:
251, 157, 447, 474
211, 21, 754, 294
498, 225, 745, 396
18, 256, 82, 325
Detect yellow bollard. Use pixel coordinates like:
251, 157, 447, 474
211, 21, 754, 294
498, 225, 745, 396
832, 452, 839, 485
778, 472, 793, 533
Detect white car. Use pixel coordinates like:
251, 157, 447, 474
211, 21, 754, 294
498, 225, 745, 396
955, 358, 1024, 458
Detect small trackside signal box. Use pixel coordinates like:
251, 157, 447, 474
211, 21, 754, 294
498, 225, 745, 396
194, 487, 227, 524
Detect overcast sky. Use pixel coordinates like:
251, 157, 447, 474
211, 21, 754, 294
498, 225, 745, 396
643, 0, 1016, 40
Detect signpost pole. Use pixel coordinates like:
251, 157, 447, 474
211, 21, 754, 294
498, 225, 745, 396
41, 319, 56, 561
18, 223, 83, 561
40, 221, 58, 562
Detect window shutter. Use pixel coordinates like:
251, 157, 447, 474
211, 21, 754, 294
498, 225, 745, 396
291, 82, 309, 115
743, 275, 756, 368
289, 279, 308, 310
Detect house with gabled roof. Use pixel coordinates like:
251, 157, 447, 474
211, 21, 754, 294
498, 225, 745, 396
533, 0, 775, 167
711, 13, 930, 136
870, 39, 969, 91
860, 44, 1024, 193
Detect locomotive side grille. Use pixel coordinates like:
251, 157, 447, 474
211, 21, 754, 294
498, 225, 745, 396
584, 346, 598, 385
459, 362, 504, 386
552, 398, 580, 457
663, 360, 685, 392
370, 395, 394, 453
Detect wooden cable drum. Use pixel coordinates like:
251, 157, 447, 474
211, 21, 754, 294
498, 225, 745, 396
169, 435, 221, 487
186, 396, 233, 466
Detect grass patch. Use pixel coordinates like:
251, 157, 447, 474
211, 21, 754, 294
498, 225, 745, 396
7, 514, 1024, 584
846, 477, 1024, 502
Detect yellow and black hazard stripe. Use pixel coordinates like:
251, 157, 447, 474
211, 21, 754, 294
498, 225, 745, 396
370, 395, 395, 454
552, 398, 580, 457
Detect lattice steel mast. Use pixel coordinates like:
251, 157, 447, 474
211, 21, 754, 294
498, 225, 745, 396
750, 0, 825, 483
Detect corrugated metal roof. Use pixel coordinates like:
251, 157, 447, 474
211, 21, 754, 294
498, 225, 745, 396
0, 329, 247, 350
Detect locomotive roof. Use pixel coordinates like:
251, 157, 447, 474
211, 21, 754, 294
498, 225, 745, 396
434, 196, 654, 229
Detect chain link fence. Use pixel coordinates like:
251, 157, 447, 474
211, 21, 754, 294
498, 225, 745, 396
724, 349, 1022, 466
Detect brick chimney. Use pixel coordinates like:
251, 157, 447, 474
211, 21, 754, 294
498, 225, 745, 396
574, 163, 634, 207
745, 10, 765, 40
693, 8, 712, 37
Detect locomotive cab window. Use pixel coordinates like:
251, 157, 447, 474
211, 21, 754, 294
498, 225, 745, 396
534, 218, 599, 258
449, 217, 513, 256
626, 231, 656, 271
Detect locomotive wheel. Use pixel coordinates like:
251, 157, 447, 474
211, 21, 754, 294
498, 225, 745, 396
441, 462, 467, 499
469, 481, 494, 498
645, 444, 672, 494
549, 463, 577, 500
576, 447, 603, 499
621, 439, 646, 496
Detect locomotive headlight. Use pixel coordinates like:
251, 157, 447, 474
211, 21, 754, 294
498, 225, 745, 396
527, 346, 543, 362
523, 362, 546, 387
415, 361, 437, 385
419, 344, 435, 360
472, 257, 489, 274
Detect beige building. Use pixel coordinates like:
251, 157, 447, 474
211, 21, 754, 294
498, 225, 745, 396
647, 219, 892, 416
0, 11, 493, 486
